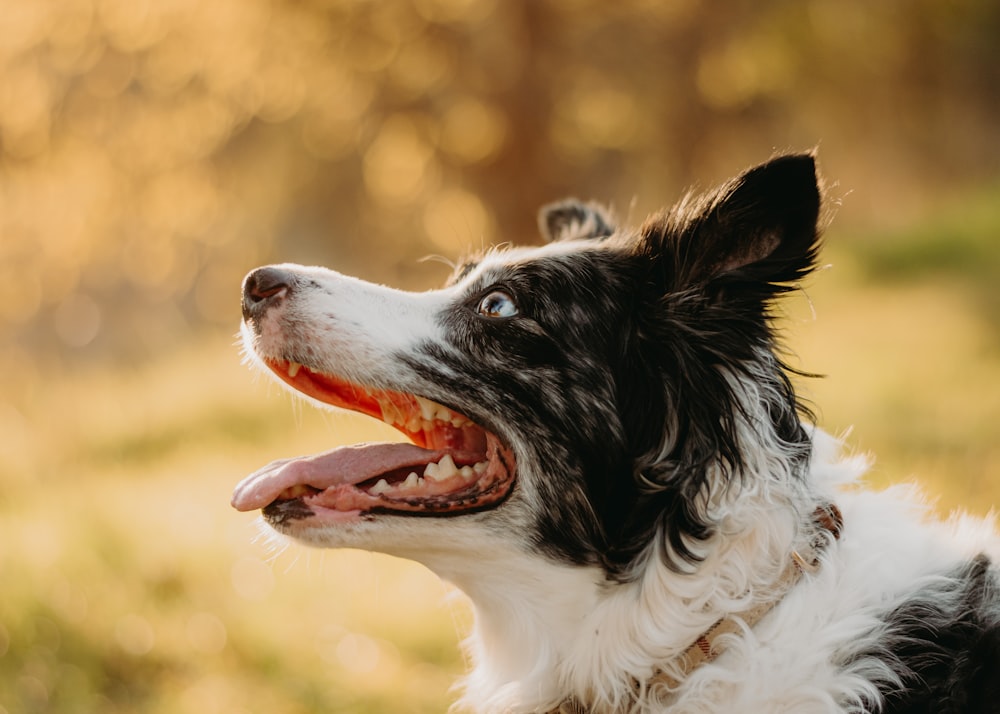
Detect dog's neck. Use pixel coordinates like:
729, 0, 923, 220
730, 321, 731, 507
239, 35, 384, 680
419, 544, 604, 710
429, 486, 813, 714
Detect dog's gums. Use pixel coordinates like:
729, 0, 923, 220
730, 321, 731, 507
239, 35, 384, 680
230, 358, 516, 521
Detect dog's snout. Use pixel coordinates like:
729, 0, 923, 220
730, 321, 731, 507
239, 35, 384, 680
242, 266, 293, 320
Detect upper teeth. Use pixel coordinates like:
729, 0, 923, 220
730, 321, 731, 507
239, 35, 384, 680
287, 361, 302, 377
414, 396, 438, 422
380, 396, 473, 431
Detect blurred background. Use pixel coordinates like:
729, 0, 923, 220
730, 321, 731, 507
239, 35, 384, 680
1, 0, 997, 711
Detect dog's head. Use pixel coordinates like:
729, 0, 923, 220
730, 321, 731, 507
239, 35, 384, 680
233, 154, 822, 580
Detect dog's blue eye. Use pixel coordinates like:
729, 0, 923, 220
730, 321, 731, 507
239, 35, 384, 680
477, 290, 518, 318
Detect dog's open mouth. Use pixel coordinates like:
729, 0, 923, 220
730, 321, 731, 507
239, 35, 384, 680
231, 358, 516, 523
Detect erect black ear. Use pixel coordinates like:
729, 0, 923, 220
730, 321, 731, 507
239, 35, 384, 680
644, 153, 822, 294
538, 199, 616, 243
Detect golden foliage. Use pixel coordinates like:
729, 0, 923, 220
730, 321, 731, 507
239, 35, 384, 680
0, 2, 998, 710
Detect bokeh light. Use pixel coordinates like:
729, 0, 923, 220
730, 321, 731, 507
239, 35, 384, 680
0, 0, 996, 375
1, 1, 997, 712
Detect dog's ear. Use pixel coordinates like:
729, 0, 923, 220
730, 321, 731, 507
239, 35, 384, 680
538, 199, 616, 243
643, 153, 821, 299
609, 156, 820, 573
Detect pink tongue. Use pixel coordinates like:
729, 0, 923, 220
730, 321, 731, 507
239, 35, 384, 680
231, 442, 447, 512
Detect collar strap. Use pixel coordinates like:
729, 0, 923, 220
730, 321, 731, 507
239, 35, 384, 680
552, 503, 843, 713
652, 503, 842, 689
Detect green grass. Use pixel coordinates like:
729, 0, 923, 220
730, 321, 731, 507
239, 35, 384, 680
850, 180, 1000, 333
1, 199, 999, 713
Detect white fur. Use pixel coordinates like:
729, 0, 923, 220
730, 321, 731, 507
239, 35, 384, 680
446, 431, 997, 714
247, 262, 454, 390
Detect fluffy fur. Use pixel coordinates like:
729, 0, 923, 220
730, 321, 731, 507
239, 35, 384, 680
235, 154, 1000, 713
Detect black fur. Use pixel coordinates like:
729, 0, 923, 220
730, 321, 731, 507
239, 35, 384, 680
401, 154, 822, 577
850, 555, 1000, 713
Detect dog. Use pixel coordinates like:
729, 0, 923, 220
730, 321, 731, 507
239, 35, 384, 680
233, 154, 1000, 713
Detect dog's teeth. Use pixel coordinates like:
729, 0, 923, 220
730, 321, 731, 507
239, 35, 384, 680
424, 461, 445, 482
405, 414, 422, 432
401, 472, 420, 490
381, 403, 401, 426
426, 455, 464, 482
473, 461, 488, 475
414, 396, 438, 422
436, 454, 458, 478
287, 361, 302, 378
435, 406, 453, 422
369, 478, 391, 496
459, 465, 474, 479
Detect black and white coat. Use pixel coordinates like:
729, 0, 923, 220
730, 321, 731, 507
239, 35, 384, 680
235, 155, 1000, 713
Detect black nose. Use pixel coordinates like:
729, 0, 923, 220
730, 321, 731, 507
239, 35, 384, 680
242, 266, 293, 320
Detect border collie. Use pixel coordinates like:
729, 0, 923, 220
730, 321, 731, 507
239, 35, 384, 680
233, 154, 1000, 713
